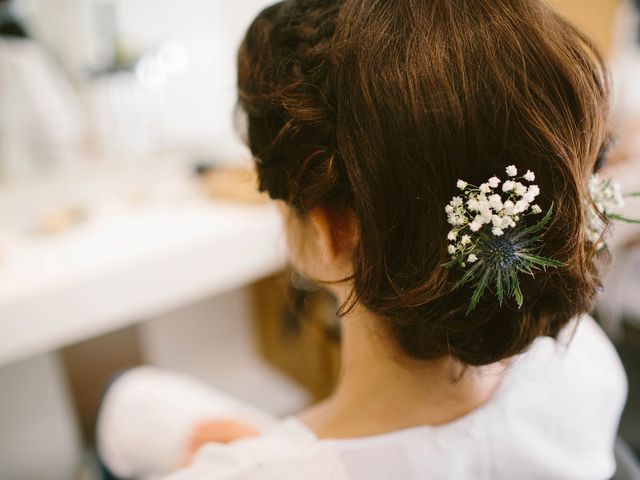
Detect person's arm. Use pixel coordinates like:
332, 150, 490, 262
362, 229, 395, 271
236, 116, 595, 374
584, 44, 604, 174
177, 420, 261, 468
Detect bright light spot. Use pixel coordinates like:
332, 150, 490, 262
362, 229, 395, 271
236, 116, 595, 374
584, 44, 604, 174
135, 55, 167, 89
158, 42, 189, 73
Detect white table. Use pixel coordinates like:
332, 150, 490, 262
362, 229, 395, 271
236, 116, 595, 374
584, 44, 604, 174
0, 198, 288, 368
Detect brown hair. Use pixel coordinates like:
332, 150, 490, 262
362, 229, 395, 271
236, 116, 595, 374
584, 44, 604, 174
237, 0, 609, 366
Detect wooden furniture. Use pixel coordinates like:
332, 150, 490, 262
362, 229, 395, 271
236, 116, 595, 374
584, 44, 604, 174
251, 271, 341, 401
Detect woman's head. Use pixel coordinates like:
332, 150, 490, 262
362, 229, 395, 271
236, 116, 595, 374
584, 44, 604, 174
237, 0, 609, 366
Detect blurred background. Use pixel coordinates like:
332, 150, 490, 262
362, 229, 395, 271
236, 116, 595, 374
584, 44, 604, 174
0, 1, 638, 479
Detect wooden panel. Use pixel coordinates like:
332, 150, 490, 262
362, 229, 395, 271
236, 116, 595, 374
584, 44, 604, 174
60, 326, 144, 445
551, 0, 620, 54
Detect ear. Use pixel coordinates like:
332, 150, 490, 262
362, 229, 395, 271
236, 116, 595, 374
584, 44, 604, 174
308, 207, 359, 263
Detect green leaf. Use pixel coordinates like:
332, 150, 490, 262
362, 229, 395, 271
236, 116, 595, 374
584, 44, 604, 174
518, 253, 566, 269
495, 269, 504, 306
467, 267, 492, 315
518, 264, 536, 276
608, 213, 640, 224
503, 267, 512, 292
509, 269, 524, 308
456, 260, 484, 287
512, 205, 554, 241
442, 259, 458, 268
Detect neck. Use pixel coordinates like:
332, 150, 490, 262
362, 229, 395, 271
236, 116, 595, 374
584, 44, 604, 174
299, 301, 507, 439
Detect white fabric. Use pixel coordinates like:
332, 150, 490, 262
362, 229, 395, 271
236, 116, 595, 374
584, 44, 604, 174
98, 315, 627, 480
97, 368, 278, 479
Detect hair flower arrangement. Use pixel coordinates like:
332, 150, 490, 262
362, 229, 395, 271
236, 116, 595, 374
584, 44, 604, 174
445, 165, 565, 314
587, 174, 640, 250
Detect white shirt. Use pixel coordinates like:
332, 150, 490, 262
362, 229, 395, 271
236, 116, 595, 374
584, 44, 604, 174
98, 315, 627, 480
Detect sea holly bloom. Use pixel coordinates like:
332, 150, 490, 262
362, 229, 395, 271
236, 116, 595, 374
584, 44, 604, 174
444, 167, 564, 313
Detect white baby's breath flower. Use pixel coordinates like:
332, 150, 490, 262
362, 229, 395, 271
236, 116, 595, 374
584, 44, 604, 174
513, 200, 529, 214
502, 180, 516, 192
451, 196, 463, 207
488, 194, 503, 210
492, 227, 504, 236
587, 174, 632, 249
468, 254, 478, 263
531, 204, 542, 214
457, 180, 468, 190
469, 219, 483, 232
447, 230, 457, 241
460, 234, 471, 245
502, 216, 515, 229
488, 176, 501, 188
527, 185, 540, 198
448, 214, 466, 226
523, 170, 535, 182
479, 183, 491, 194
612, 182, 624, 209
506, 165, 517, 177
515, 182, 528, 196
479, 208, 493, 223
445, 205, 454, 214
448, 245, 457, 254
503, 200, 515, 214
